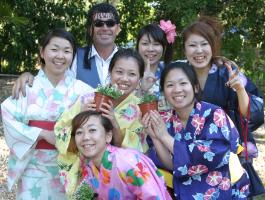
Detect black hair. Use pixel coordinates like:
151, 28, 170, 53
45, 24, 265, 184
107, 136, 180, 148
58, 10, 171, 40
40, 28, 76, 67
84, 3, 120, 69
136, 23, 173, 65
109, 48, 145, 78
160, 61, 202, 101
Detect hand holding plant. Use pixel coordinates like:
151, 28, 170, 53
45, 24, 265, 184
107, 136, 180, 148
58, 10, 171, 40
94, 84, 123, 112
138, 93, 158, 116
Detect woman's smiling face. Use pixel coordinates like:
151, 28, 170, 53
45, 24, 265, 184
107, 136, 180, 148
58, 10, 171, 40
185, 33, 212, 70
75, 115, 112, 167
164, 68, 196, 112
110, 57, 141, 95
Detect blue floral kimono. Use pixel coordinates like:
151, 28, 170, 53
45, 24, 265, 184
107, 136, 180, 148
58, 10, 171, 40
160, 101, 250, 200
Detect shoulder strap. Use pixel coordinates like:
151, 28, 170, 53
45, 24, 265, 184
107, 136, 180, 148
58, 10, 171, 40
239, 95, 251, 160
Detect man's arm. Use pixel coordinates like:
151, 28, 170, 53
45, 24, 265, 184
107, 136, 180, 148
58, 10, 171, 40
12, 72, 34, 99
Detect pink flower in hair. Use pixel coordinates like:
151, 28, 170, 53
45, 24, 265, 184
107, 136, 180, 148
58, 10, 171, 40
159, 19, 177, 44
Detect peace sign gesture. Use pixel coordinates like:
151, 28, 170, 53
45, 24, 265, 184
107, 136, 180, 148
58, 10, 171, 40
140, 59, 156, 92
225, 62, 244, 92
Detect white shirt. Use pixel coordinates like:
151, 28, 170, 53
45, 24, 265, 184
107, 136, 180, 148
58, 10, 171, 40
71, 45, 118, 86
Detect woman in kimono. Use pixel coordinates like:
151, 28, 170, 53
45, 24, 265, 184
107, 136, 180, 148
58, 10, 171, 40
142, 61, 250, 199
136, 21, 177, 192
182, 16, 263, 156
69, 110, 171, 199
1, 28, 94, 199
136, 20, 176, 111
55, 48, 150, 196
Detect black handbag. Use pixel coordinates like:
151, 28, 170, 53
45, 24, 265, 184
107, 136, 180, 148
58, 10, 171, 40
242, 160, 265, 197
240, 97, 265, 197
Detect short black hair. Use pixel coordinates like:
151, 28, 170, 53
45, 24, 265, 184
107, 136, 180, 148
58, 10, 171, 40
160, 61, 202, 101
109, 48, 145, 78
39, 28, 76, 67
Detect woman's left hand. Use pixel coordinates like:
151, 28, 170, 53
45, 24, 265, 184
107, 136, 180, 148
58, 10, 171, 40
225, 62, 245, 92
140, 59, 156, 92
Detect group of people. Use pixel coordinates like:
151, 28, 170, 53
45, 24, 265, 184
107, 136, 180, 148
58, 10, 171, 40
1, 2, 264, 200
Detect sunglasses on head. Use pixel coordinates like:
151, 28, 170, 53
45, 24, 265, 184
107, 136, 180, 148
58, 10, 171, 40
93, 19, 116, 28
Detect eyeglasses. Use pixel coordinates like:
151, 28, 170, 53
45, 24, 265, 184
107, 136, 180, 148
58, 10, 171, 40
93, 19, 116, 28
93, 20, 116, 28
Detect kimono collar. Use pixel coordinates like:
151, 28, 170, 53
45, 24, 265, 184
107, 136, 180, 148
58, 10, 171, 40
159, 102, 200, 133
38, 68, 74, 87
80, 144, 117, 180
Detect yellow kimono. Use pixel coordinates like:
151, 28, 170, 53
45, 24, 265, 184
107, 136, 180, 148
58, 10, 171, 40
55, 93, 148, 197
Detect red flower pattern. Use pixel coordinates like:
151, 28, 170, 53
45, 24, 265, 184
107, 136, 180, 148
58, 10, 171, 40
206, 171, 222, 186
188, 165, 208, 176
172, 115, 183, 133
135, 162, 150, 181
204, 188, 216, 200
191, 114, 205, 135
197, 144, 210, 152
159, 110, 173, 123
218, 177, 231, 190
213, 109, 226, 127
240, 184, 250, 193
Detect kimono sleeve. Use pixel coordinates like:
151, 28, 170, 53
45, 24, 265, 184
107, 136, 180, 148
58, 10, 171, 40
245, 78, 264, 131
121, 120, 149, 153
1, 96, 41, 160
54, 98, 82, 154
173, 108, 240, 177
55, 83, 94, 155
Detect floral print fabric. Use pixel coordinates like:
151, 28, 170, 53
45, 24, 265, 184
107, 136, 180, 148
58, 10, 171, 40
56, 93, 148, 197
160, 101, 250, 200
80, 145, 172, 199
1, 69, 93, 199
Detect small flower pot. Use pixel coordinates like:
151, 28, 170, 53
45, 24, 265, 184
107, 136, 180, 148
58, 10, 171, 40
94, 92, 114, 112
139, 101, 158, 116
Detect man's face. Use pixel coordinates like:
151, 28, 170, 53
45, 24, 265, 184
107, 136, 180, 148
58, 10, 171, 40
90, 13, 120, 48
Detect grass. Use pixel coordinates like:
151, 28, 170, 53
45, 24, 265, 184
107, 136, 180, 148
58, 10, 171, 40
254, 193, 265, 200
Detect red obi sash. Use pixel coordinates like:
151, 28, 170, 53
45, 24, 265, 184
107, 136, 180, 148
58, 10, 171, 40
28, 120, 56, 150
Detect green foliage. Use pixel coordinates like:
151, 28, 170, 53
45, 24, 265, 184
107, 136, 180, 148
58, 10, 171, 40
96, 84, 123, 99
0, 0, 89, 74
72, 180, 95, 200
1, 0, 265, 93
0, 3, 29, 25
139, 93, 157, 104
116, 0, 154, 46
153, 0, 265, 94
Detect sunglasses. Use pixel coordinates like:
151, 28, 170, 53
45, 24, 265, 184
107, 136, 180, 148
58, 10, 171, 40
93, 20, 116, 28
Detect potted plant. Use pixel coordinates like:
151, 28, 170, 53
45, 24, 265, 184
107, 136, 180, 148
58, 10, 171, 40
72, 180, 96, 200
94, 84, 123, 112
138, 93, 158, 116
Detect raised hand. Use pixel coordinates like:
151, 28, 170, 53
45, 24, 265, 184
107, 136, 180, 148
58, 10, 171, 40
141, 112, 157, 139
149, 110, 168, 139
82, 99, 96, 112
100, 100, 119, 129
140, 59, 156, 92
225, 62, 244, 91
